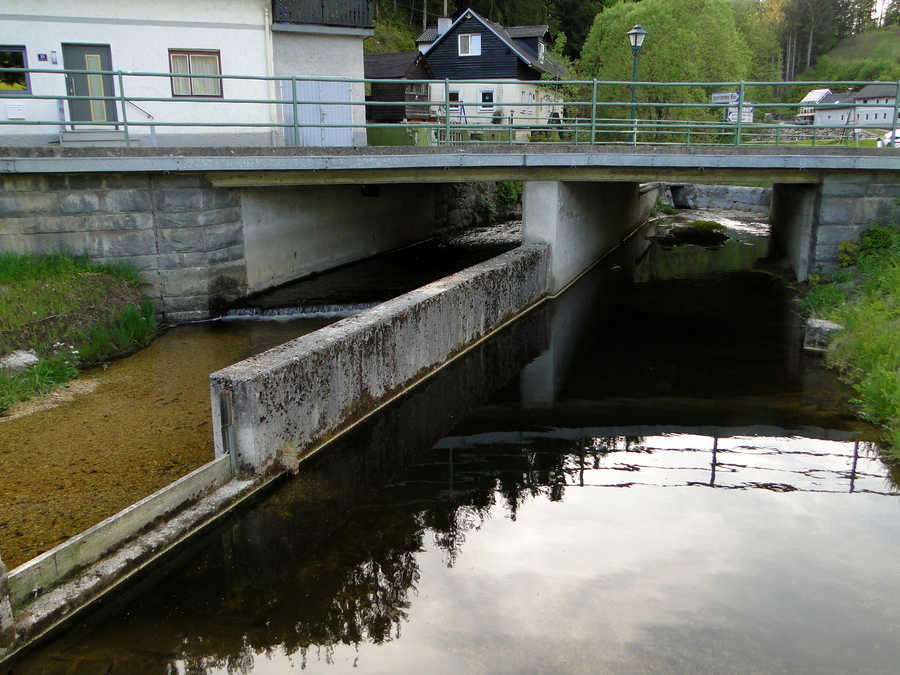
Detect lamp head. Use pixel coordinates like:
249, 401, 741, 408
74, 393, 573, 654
626, 24, 648, 53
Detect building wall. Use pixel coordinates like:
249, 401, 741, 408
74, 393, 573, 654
428, 79, 561, 125
272, 31, 367, 146
0, 1, 371, 146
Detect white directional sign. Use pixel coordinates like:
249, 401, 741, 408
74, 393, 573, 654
711, 91, 740, 105
726, 106, 754, 123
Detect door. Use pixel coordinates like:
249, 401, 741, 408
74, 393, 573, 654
62, 44, 117, 127
281, 79, 352, 146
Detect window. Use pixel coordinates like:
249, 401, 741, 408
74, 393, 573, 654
458, 33, 481, 56
0, 46, 29, 95
448, 90, 460, 113
479, 89, 494, 111
538, 42, 545, 63
169, 50, 222, 97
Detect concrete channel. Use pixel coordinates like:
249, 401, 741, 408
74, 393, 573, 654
0, 182, 658, 662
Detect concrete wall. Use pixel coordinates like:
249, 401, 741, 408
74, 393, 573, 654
241, 183, 442, 293
523, 181, 657, 293
814, 171, 900, 274
0, 173, 246, 323
209, 245, 550, 475
0, 552, 12, 651
666, 184, 771, 213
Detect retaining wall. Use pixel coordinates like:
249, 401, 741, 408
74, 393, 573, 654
210, 244, 551, 475
665, 183, 771, 213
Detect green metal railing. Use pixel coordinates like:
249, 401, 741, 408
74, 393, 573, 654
0, 66, 897, 149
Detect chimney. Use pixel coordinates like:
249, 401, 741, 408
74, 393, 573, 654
438, 17, 452, 35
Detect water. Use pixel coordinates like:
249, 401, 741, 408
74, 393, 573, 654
11, 218, 899, 673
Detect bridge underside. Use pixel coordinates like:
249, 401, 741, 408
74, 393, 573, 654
1, 146, 897, 316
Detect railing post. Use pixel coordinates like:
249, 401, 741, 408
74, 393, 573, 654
291, 76, 299, 147
812, 125, 816, 146
891, 80, 899, 148
444, 78, 451, 145
775, 126, 780, 147
590, 79, 597, 145
117, 71, 129, 147
734, 81, 745, 146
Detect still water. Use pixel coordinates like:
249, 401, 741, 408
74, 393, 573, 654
10, 218, 900, 673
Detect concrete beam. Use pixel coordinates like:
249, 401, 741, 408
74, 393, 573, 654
523, 181, 656, 293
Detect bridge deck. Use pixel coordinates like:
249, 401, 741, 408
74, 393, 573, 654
2, 145, 897, 185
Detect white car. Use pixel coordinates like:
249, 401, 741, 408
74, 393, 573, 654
876, 130, 898, 148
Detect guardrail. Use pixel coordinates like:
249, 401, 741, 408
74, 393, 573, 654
0, 67, 897, 148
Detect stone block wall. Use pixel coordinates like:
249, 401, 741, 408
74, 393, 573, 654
0, 173, 247, 323
815, 171, 900, 274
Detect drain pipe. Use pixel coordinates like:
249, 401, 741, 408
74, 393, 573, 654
264, 4, 278, 146
0, 550, 13, 651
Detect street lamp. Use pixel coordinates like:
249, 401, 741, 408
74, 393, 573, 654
626, 24, 648, 142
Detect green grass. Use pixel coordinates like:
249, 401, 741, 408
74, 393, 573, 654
799, 224, 900, 460
688, 220, 724, 231
0, 253, 157, 413
824, 25, 900, 64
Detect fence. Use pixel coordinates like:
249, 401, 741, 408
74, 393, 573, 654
0, 66, 897, 148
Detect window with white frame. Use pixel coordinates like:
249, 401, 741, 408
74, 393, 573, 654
449, 90, 460, 113
169, 50, 222, 97
538, 42, 545, 62
0, 46, 30, 95
459, 33, 482, 56
479, 89, 494, 111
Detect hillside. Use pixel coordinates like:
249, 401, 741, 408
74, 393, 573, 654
823, 25, 900, 64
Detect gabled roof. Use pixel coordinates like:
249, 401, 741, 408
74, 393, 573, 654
364, 51, 431, 79
506, 25, 549, 39
853, 84, 896, 100
800, 88, 831, 104
415, 28, 438, 43
421, 8, 564, 78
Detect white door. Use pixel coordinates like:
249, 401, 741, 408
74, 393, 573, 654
281, 80, 353, 146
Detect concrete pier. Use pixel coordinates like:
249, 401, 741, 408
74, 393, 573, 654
523, 181, 657, 293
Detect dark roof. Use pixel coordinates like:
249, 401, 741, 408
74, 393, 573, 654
415, 28, 438, 43
364, 51, 430, 79
422, 8, 567, 78
853, 84, 896, 100
505, 25, 548, 38
820, 90, 854, 106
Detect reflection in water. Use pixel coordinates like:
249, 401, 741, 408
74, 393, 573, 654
12, 234, 900, 674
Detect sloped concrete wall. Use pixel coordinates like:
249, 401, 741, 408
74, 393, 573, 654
210, 245, 550, 475
0, 552, 12, 651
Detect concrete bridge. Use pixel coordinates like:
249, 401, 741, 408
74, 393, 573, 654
1, 145, 898, 321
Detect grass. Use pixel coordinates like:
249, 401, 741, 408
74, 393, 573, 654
0, 253, 157, 413
688, 220, 724, 231
824, 25, 900, 65
798, 223, 900, 458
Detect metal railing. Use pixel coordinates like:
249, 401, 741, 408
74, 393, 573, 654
0, 66, 897, 149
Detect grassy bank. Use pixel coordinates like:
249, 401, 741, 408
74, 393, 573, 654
0, 253, 157, 412
798, 224, 900, 458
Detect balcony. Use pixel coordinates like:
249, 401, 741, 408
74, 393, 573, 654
273, 0, 373, 29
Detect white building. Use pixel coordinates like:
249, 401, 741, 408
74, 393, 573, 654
0, 0, 372, 146
852, 84, 898, 128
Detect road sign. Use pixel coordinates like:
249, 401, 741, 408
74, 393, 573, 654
711, 91, 739, 105
726, 106, 754, 123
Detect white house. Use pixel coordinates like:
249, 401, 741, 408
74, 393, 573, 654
0, 0, 373, 146
852, 84, 898, 128
812, 90, 855, 127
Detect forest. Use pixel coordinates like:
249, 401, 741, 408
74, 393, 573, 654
368, 0, 899, 83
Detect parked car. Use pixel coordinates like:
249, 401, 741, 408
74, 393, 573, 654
876, 130, 898, 147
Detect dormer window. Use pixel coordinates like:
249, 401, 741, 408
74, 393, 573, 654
459, 33, 481, 56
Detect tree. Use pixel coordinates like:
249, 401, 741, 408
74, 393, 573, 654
580, 0, 751, 140
884, 0, 900, 25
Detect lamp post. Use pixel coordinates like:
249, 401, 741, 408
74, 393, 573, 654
626, 24, 648, 144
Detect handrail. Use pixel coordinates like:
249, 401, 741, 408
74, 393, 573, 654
0, 66, 896, 149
